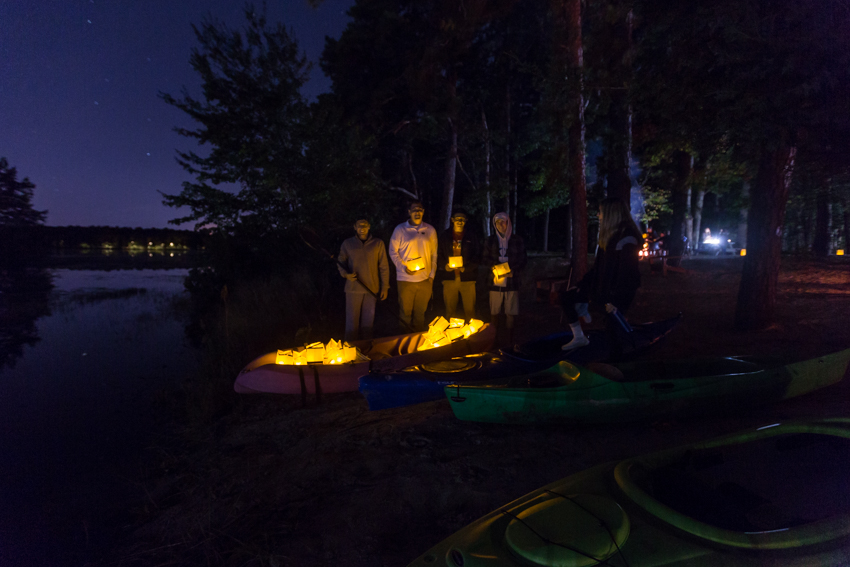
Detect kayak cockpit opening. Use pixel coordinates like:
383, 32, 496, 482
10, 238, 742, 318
617, 429, 850, 547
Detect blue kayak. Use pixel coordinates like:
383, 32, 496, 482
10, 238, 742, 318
358, 314, 680, 411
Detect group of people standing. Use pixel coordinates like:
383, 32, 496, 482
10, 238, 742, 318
337, 197, 644, 356
336, 200, 526, 343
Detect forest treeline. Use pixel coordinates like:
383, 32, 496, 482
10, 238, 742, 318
0, 225, 209, 253
4, 1, 849, 331
158, 0, 850, 329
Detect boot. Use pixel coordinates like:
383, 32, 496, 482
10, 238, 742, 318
561, 322, 590, 350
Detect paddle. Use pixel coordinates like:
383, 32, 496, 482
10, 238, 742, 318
299, 226, 415, 333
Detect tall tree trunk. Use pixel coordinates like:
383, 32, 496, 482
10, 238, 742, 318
843, 196, 850, 253
543, 208, 550, 252
693, 189, 705, 250
552, 0, 587, 285
481, 106, 492, 237
511, 168, 518, 230
604, 5, 634, 207
685, 186, 693, 254
734, 143, 796, 330
440, 117, 458, 231
667, 151, 691, 264
737, 182, 749, 250
504, 84, 512, 217
812, 183, 830, 257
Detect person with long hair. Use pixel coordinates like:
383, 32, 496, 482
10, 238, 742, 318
560, 197, 644, 350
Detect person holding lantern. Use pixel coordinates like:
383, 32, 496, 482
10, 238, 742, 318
437, 209, 481, 321
338, 218, 390, 341
483, 212, 527, 346
559, 197, 643, 351
389, 200, 438, 331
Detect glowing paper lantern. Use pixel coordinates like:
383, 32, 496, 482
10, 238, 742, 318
293, 349, 307, 365
469, 319, 484, 331
305, 342, 325, 363
407, 257, 426, 271
740, 249, 746, 257
325, 339, 343, 364
343, 343, 357, 363
428, 316, 450, 334
838, 250, 845, 256
448, 318, 465, 328
276, 349, 294, 365
445, 327, 464, 341
492, 262, 511, 278
448, 256, 463, 268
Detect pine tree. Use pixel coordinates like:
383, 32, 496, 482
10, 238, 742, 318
0, 158, 47, 227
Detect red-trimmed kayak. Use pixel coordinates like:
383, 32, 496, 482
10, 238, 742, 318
234, 323, 495, 395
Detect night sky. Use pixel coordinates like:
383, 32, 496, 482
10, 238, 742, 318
1, 1, 353, 229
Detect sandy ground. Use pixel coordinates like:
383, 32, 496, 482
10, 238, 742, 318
111, 256, 850, 566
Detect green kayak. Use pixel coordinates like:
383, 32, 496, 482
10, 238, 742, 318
445, 348, 850, 424
408, 419, 850, 566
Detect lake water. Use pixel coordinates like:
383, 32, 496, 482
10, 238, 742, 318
0, 267, 198, 566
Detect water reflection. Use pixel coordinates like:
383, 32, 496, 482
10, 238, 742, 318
0, 265, 54, 369
0, 267, 197, 566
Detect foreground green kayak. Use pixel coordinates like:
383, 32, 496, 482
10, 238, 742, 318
409, 419, 850, 566
445, 348, 850, 423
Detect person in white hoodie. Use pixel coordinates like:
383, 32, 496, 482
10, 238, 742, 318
389, 200, 438, 331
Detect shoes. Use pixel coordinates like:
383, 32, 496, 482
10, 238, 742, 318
561, 335, 590, 351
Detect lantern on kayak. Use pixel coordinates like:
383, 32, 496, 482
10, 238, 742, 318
340, 342, 353, 363
428, 316, 450, 334
325, 339, 343, 364
445, 327, 465, 341
305, 342, 325, 363
407, 257, 426, 272
275, 349, 295, 365
448, 256, 463, 268
292, 349, 307, 365
449, 318, 465, 328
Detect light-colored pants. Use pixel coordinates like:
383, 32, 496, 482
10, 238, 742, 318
442, 279, 476, 320
490, 290, 519, 316
345, 292, 377, 341
397, 279, 433, 331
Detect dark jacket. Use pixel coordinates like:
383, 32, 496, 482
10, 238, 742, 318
436, 229, 481, 283
482, 233, 527, 292
579, 224, 643, 303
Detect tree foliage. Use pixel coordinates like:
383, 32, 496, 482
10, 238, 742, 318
161, 5, 310, 237
0, 158, 47, 227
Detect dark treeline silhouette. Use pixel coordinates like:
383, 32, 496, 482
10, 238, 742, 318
0, 225, 210, 253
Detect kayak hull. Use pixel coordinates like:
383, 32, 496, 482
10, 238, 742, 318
408, 419, 850, 566
359, 316, 680, 411
234, 323, 495, 395
446, 348, 850, 423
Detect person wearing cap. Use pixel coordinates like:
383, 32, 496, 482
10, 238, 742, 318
338, 218, 390, 341
482, 212, 527, 345
436, 209, 480, 321
389, 200, 438, 331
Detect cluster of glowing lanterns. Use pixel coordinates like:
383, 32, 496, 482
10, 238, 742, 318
417, 316, 485, 351
275, 339, 360, 366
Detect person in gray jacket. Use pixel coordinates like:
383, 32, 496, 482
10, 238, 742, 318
338, 218, 390, 341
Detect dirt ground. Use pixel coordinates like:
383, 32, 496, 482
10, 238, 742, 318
111, 256, 850, 567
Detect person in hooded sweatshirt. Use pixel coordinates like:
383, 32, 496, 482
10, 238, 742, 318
482, 212, 527, 345
559, 197, 644, 351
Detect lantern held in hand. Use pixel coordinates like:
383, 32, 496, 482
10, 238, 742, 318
448, 256, 463, 268
492, 262, 511, 278
407, 257, 426, 272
